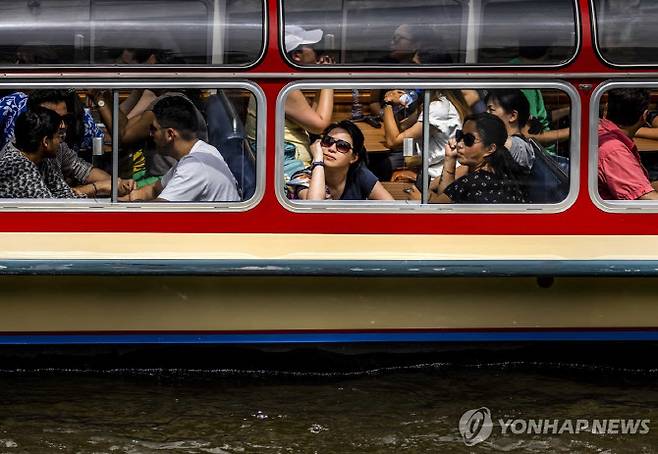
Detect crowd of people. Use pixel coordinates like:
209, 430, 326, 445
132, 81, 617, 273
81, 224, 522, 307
0, 89, 242, 202
282, 25, 574, 205
15, 25, 658, 206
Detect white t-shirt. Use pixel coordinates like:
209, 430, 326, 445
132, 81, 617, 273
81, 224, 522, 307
417, 97, 462, 179
159, 140, 240, 202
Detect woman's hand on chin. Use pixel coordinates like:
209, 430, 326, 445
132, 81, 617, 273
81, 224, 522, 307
384, 89, 405, 105
311, 139, 324, 163
444, 137, 458, 160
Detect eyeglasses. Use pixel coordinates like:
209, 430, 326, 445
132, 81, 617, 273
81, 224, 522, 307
321, 134, 353, 153
455, 129, 481, 147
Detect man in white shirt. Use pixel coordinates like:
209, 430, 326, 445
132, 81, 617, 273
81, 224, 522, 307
121, 96, 240, 202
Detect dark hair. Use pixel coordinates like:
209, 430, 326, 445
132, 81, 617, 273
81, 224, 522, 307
27, 89, 68, 109
606, 88, 650, 127
463, 112, 527, 196
14, 106, 62, 153
321, 120, 367, 181
152, 95, 200, 141
28, 89, 84, 150
485, 89, 531, 128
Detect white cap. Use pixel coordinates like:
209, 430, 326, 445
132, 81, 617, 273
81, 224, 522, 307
284, 25, 323, 53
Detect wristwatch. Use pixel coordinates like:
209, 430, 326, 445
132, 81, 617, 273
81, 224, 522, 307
97, 99, 106, 108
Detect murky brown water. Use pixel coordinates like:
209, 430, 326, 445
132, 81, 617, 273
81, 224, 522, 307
0, 363, 657, 453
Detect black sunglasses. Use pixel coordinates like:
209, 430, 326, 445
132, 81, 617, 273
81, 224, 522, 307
455, 129, 481, 147
321, 134, 353, 153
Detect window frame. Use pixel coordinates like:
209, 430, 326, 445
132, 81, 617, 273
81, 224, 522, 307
279, 0, 581, 70
276, 80, 580, 214
0, 80, 266, 212
0, 0, 268, 70
589, 80, 658, 212
590, 0, 657, 68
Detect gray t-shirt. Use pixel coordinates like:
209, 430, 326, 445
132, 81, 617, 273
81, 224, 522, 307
159, 140, 240, 202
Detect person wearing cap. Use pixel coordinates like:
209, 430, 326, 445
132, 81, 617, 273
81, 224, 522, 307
283, 26, 335, 174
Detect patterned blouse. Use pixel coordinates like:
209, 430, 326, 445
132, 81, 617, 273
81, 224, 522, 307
444, 169, 527, 204
0, 145, 79, 198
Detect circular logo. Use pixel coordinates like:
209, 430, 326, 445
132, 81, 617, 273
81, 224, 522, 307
459, 407, 493, 446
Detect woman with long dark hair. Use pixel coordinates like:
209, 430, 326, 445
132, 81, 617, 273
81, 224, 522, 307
287, 120, 393, 200
429, 113, 527, 203
485, 89, 535, 170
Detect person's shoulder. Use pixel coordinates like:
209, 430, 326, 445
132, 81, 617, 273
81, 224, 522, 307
354, 163, 376, 178
598, 131, 632, 159
1, 91, 27, 104
187, 139, 222, 157
0, 145, 31, 173
181, 140, 211, 158
455, 170, 481, 184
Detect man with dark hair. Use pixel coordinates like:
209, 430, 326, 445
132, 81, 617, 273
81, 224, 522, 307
0, 107, 78, 198
121, 96, 240, 202
598, 88, 658, 200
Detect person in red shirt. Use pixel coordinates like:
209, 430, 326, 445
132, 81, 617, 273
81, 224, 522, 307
598, 88, 658, 200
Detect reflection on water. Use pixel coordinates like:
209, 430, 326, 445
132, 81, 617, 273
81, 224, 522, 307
0, 363, 657, 453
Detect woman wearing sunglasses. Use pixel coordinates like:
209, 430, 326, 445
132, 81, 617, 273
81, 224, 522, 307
287, 120, 393, 200
429, 113, 527, 204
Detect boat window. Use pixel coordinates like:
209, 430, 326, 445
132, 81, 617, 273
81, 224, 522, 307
281, 0, 577, 66
591, 0, 658, 66
0, 0, 264, 66
0, 86, 261, 207
279, 84, 576, 211
594, 85, 658, 207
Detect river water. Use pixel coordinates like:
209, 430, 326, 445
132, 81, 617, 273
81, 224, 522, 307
0, 360, 657, 453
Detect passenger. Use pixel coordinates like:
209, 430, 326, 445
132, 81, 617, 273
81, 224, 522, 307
0, 90, 100, 154
510, 43, 570, 149
120, 96, 240, 202
429, 113, 527, 203
287, 120, 393, 201
485, 89, 535, 171
383, 89, 469, 179
367, 88, 423, 181
0, 107, 78, 198
283, 26, 335, 175
384, 24, 422, 65
113, 47, 138, 64
598, 88, 658, 200
376, 23, 453, 65
0, 89, 133, 197
89, 89, 207, 188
